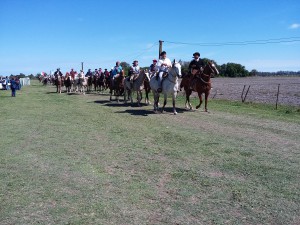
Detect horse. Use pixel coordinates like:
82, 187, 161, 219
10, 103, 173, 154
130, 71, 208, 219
93, 75, 98, 92
124, 69, 148, 106
77, 72, 88, 94
180, 61, 219, 112
149, 60, 182, 115
97, 73, 106, 92
64, 74, 72, 93
144, 70, 153, 105
55, 75, 64, 93
109, 71, 125, 102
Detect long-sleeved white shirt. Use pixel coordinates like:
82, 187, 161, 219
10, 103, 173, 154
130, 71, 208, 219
157, 58, 172, 72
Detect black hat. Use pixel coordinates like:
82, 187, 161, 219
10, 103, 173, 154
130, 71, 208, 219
160, 51, 166, 56
193, 52, 200, 57
132, 60, 138, 64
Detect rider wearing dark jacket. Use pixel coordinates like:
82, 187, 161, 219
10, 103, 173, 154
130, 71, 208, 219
189, 52, 205, 72
189, 52, 205, 89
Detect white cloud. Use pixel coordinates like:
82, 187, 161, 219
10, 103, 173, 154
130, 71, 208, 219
288, 23, 300, 29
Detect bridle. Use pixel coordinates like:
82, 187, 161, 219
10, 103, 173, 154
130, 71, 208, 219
198, 63, 216, 84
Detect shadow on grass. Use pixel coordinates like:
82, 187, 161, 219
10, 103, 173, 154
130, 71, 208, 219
93, 100, 128, 107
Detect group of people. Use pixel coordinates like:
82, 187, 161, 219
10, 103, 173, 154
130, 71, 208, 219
48, 50, 205, 93
126, 51, 205, 92
0, 76, 20, 97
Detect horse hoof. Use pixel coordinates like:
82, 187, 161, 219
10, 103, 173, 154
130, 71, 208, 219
196, 106, 200, 109
174, 111, 177, 115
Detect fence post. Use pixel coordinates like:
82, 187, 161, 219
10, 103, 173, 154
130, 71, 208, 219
242, 85, 251, 103
275, 84, 280, 110
241, 85, 246, 102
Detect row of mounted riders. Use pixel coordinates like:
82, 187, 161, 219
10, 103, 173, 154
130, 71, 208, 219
39, 72, 112, 93
38, 60, 219, 113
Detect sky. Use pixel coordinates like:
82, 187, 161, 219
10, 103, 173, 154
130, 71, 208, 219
0, 0, 300, 75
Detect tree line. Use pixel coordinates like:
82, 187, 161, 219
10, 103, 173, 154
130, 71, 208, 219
2, 60, 299, 78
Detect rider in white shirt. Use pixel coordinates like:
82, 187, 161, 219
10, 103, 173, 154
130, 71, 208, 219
157, 51, 172, 92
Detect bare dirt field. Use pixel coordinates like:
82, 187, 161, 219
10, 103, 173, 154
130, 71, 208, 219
193, 76, 300, 106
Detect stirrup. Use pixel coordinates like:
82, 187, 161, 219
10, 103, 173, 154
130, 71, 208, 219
157, 88, 162, 93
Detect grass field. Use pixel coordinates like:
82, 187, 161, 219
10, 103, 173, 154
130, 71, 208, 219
1, 81, 300, 225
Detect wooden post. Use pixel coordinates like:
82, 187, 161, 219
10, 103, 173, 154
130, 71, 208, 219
81, 62, 84, 71
212, 89, 218, 99
242, 85, 251, 103
159, 40, 163, 59
275, 84, 280, 110
241, 85, 246, 101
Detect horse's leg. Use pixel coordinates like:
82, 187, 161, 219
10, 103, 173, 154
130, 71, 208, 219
145, 89, 149, 105
204, 91, 209, 112
137, 90, 141, 107
186, 89, 193, 110
130, 90, 133, 105
161, 93, 167, 113
172, 93, 177, 115
196, 92, 203, 109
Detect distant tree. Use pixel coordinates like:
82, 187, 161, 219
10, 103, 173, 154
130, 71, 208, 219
28, 74, 36, 79
249, 69, 258, 76
120, 61, 130, 76
220, 63, 249, 77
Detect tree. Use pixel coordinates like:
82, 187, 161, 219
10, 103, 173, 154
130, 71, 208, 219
219, 63, 249, 77
120, 61, 130, 76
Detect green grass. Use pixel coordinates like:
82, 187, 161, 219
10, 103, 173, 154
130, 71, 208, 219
0, 81, 299, 225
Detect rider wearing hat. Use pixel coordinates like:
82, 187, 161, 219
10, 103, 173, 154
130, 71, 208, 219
157, 51, 172, 92
86, 69, 93, 77
129, 60, 140, 88
189, 52, 205, 89
149, 59, 159, 74
110, 61, 123, 88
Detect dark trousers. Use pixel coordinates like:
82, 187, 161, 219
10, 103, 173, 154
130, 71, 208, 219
11, 88, 16, 97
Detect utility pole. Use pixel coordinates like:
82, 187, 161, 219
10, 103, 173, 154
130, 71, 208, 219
81, 62, 84, 71
159, 40, 164, 59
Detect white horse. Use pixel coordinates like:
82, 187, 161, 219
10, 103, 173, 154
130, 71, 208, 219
149, 60, 182, 114
78, 73, 88, 94
124, 70, 148, 106
72, 73, 80, 92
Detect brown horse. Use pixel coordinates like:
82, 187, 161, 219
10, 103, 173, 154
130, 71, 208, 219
180, 61, 219, 112
109, 71, 125, 102
56, 75, 64, 94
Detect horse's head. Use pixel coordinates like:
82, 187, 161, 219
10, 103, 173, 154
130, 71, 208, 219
204, 61, 219, 77
171, 59, 182, 78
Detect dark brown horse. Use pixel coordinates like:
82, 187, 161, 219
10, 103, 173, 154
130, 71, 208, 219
144, 71, 153, 105
180, 61, 219, 112
97, 72, 106, 92
109, 71, 125, 102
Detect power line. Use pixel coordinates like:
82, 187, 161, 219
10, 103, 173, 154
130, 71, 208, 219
120, 42, 158, 60
130, 42, 158, 60
164, 36, 300, 46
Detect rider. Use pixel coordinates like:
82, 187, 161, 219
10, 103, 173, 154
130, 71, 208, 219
54, 68, 63, 78
129, 60, 140, 88
157, 51, 172, 92
149, 59, 159, 75
70, 68, 76, 79
188, 52, 205, 89
86, 69, 93, 77
111, 61, 123, 87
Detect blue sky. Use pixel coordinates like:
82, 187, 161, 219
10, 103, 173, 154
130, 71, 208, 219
0, 0, 300, 75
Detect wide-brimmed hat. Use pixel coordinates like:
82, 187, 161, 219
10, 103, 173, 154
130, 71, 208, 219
132, 60, 138, 64
153, 59, 157, 62
193, 52, 200, 57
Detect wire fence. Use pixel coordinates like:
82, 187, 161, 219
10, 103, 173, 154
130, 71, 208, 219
182, 77, 300, 107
